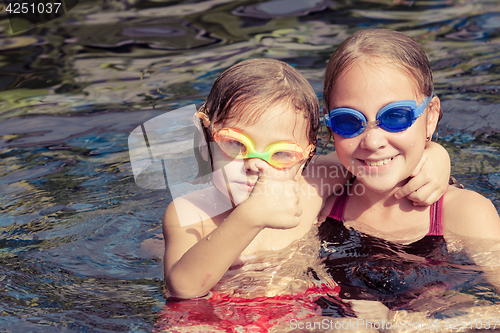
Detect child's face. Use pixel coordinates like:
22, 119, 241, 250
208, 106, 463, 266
210, 101, 311, 205
328, 59, 429, 193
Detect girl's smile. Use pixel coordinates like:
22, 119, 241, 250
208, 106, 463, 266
360, 156, 396, 167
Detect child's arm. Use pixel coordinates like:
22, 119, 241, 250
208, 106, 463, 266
395, 141, 450, 205
304, 141, 450, 206
163, 200, 264, 298
163, 163, 302, 298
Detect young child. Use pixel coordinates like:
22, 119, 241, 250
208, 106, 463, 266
160, 58, 451, 331
318, 29, 500, 323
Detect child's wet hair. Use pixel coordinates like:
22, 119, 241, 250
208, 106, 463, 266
323, 29, 442, 122
193, 58, 320, 183
204, 58, 319, 144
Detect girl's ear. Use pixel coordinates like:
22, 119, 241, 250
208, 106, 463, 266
197, 112, 210, 128
426, 96, 441, 140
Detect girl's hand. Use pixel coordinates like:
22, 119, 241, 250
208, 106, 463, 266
345, 299, 392, 322
239, 161, 302, 230
395, 141, 450, 206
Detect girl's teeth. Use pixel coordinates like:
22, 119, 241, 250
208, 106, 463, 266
364, 158, 392, 166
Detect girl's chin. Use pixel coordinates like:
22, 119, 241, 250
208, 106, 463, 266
227, 186, 251, 205
233, 193, 250, 206
355, 175, 400, 193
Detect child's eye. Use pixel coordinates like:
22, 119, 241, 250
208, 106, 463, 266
382, 110, 409, 127
272, 150, 300, 162
220, 138, 247, 155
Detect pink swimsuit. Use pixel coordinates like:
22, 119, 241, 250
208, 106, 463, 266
328, 188, 444, 236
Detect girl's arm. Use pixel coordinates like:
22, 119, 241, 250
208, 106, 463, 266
395, 141, 451, 205
163, 200, 264, 298
304, 141, 451, 205
163, 163, 303, 298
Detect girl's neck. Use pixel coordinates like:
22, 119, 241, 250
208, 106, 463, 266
344, 178, 430, 241
351, 178, 409, 207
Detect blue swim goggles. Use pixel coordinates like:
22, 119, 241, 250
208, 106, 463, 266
324, 95, 433, 138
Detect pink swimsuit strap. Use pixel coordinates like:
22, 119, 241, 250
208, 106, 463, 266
328, 189, 445, 237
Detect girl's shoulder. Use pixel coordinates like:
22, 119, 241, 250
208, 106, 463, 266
163, 186, 228, 230
442, 186, 500, 239
317, 192, 340, 223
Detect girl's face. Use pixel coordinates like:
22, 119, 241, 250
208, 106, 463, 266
328, 59, 437, 193
210, 102, 312, 205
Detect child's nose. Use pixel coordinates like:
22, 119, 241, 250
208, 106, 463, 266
359, 127, 388, 151
245, 157, 268, 174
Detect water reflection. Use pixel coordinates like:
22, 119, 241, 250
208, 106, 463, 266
0, 0, 499, 331
233, 0, 330, 18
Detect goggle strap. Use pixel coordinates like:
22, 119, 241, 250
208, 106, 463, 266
294, 161, 307, 181
197, 104, 211, 128
413, 95, 432, 120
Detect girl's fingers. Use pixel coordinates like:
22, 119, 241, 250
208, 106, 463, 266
395, 174, 426, 198
411, 154, 426, 177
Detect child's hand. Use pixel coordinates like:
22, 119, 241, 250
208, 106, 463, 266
395, 142, 450, 206
239, 161, 302, 230
345, 299, 392, 322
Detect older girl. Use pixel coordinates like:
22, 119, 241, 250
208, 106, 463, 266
319, 29, 500, 323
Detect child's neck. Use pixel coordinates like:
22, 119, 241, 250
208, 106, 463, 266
351, 178, 408, 207
344, 178, 429, 240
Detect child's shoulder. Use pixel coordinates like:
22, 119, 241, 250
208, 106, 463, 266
163, 186, 235, 229
163, 187, 216, 228
443, 186, 500, 238
317, 192, 340, 223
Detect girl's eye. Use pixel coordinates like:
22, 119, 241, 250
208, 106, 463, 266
334, 114, 361, 132
219, 138, 247, 155
382, 109, 411, 127
272, 150, 301, 162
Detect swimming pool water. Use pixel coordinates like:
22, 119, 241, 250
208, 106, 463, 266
0, 0, 499, 331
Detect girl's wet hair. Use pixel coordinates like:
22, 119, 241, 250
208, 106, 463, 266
323, 29, 442, 122
205, 58, 319, 143
193, 58, 320, 183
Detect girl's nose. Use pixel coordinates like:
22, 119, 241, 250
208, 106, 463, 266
245, 157, 267, 174
359, 127, 388, 151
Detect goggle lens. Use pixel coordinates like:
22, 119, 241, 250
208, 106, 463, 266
333, 113, 363, 135
216, 136, 247, 157
378, 108, 412, 132
269, 145, 304, 169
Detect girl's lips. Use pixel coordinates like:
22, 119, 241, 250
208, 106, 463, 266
357, 155, 398, 168
235, 182, 255, 191
362, 157, 394, 166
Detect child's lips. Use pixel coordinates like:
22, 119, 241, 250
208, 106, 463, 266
357, 155, 398, 168
361, 157, 394, 166
235, 181, 255, 191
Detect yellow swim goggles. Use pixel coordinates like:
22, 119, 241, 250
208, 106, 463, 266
212, 128, 315, 169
